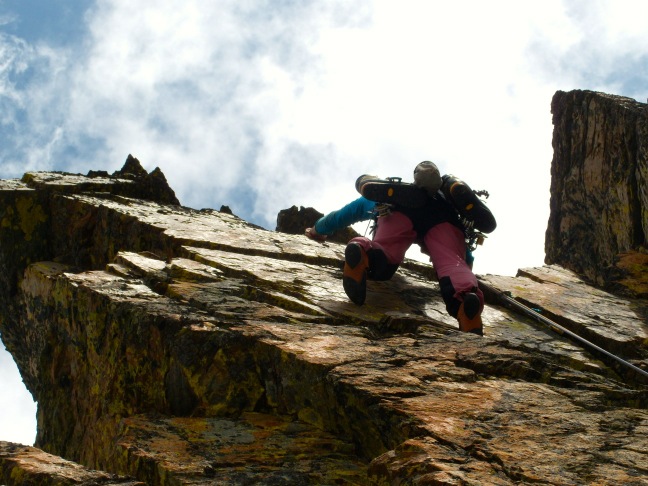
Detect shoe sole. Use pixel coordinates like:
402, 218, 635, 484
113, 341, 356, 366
462, 292, 481, 319
360, 181, 428, 208
343, 243, 368, 305
458, 292, 483, 335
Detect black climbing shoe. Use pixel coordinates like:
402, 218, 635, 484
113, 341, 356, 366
343, 243, 369, 305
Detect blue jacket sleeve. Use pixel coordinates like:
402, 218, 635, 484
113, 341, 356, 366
314, 197, 376, 235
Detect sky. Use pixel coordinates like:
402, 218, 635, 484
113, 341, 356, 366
1, 0, 648, 447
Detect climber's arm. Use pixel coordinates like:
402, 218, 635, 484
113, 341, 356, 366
312, 197, 376, 236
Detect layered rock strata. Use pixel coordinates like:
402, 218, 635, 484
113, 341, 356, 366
0, 155, 647, 484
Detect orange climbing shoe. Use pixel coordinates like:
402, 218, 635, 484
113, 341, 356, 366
457, 292, 483, 335
343, 243, 369, 305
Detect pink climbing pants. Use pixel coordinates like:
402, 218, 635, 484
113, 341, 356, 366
349, 212, 483, 317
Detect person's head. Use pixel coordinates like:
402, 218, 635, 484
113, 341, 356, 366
413, 161, 442, 195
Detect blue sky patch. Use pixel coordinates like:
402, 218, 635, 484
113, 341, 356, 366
1, 0, 93, 47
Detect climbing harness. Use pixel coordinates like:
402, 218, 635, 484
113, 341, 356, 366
479, 279, 648, 385
363, 181, 492, 252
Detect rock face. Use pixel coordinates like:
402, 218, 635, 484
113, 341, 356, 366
0, 123, 647, 484
547, 90, 648, 294
0, 441, 144, 486
276, 204, 361, 244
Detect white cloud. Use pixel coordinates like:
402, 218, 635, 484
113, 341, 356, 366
0, 344, 36, 445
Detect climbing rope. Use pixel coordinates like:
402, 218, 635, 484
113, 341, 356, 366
479, 279, 648, 385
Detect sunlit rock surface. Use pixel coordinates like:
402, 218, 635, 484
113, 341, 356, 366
0, 150, 647, 485
0, 441, 143, 485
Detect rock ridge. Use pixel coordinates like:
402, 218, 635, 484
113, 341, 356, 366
0, 99, 647, 484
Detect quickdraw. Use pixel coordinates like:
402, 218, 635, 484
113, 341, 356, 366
366, 203, 394, 236
465, 228, 486, 252
462, 188, 489, 252
374, 203, 394, 218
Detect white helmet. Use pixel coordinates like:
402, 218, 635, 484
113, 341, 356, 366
413, 161, 442, 195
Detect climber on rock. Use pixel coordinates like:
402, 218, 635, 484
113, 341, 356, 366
305, 161, 496, 336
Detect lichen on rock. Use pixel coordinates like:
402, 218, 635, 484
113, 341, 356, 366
0, 135, 647, 485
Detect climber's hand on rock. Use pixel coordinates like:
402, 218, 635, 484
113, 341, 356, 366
305, 227, 327, 242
